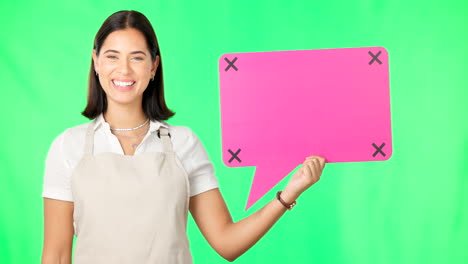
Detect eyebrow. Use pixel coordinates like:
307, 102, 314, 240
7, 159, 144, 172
103, 49, 147, 56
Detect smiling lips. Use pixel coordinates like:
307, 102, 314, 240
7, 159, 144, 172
112, 79, 136, 91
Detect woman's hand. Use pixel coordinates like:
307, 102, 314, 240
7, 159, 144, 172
281, 155, 327, 202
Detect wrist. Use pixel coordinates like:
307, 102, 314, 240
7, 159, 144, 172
281, 188, 300, 204
276, 189, 300, 211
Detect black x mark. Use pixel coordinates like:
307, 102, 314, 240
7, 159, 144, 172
372, 142, 386, 157
224, 57, 238, 71
228, 148, 242, 163
368, 51, 382, 65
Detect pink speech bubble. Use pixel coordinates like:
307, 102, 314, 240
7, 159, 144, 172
218, 47, 392, 210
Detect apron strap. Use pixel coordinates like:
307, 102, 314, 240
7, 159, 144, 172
157, 127, 173, 153
84, 122, 95, 156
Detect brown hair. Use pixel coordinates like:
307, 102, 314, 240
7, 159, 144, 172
81, 10, 175, 121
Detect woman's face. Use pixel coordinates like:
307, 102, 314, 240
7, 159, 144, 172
92, 28, 159, 106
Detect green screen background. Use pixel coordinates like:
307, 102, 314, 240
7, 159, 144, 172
0, 0, 466, 263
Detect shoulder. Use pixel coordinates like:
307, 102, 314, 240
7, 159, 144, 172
161, 122, 199, 146
63, 120, 92, 144
51, 120, 93, 162
160, 122, 207, 158
48, 121, 90, 150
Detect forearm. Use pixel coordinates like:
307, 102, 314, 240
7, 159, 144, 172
41, 254, 72, 264
221, 189, 299, 261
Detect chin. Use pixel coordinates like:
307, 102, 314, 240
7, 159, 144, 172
107, 93, 142, 105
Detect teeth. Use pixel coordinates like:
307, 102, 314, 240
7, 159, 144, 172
113, 80, 135, 87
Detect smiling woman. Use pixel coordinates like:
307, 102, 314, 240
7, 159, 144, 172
41, 9, 326, 264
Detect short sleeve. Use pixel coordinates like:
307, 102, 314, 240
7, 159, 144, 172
185, 129, 219, 197
42, 131, 74, 202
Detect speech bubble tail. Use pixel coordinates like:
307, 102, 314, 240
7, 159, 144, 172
245, 163, 293, 211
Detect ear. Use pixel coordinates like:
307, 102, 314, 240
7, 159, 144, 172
92, 49, 99, 73
151, 55, 160, 75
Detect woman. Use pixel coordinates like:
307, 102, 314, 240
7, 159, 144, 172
41, 10, 326, 264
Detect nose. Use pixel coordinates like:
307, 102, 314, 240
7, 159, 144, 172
117, 58, 131, 75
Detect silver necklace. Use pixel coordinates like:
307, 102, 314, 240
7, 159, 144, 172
111, 124, 149, 139
110, 118, 150, 131
113, 125, 149, 150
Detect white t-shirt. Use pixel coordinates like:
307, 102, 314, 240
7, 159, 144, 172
42, 113, 219, 201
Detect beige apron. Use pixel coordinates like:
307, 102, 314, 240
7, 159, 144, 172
71, 121, 193, 263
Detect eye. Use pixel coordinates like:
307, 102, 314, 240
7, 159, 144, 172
133, 57, 144, 61
106, 55, 117, 59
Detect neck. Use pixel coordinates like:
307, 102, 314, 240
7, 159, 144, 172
103, 102, 148, 130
